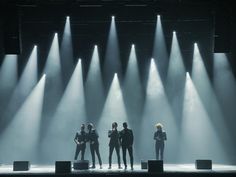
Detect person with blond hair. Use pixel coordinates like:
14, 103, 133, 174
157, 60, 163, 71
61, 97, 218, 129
154, 123, 167, 160
87, 123, 102, 169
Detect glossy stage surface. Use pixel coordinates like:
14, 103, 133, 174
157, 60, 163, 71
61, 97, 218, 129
0, 163, 236, 177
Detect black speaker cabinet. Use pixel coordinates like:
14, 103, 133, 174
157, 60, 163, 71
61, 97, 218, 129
55, 161, 71, 173
148, 160, 163, 173
141, 160, 148, 169
73, 160, 89, 170
195, 160, 212, 170
13, 161, 30, 171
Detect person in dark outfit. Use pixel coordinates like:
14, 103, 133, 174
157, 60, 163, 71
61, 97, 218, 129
87, 123, 102, 169
74, 124, 87, 160
154, 123, 167, 160
119, 122, 134, 170
108, 122, 122, 169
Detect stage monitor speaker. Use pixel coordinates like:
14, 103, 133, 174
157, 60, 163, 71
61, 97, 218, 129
141, 160, 148, 169
148, 160, 163, 173
3, 5, 22, 54
195, 160, 212, 170
13, 161, 30, 171
73, 160, 89, 170
55, 161, 71, 173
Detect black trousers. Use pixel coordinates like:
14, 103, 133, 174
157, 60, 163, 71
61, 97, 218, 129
109, 145, 121, 167
90, 144, 102, 166
74, 145, 86, 160
155, 142, 164, 160
122, 145, 133, 168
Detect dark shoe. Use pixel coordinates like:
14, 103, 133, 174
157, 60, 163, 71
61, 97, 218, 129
131, 167, 134, 170
118, 166, 122, 169
100, 165, 102, 169
108, 166, 111, 169
90, 166, 95, 169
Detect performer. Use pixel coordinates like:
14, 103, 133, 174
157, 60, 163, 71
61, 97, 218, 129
74, 124, 87, 160
87, 123, 102, 169
108, 122, 121, 169
154, 123, 167, 160
119, 122, 134, 170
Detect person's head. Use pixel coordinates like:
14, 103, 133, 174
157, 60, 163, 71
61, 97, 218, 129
112, 122, 118, 129
155, 123, 163, 131
123, 122, 128, 129
87, 123, 93, 131
81, 124, 85, 131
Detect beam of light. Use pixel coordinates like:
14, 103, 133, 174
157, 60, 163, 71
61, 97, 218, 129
192, 44, 229, 163
85, 45, 104, 123
179, 73, 227, 163
166, 32, 186, 129
0, 74, 46, 163
123, 44, 144, 162
40, 33, 63, 142
97, 73, 128, 164
60, 16, 74, 86
1, 46, 38, 133
213, 53, 236, 164
0, 55, 18, 127
41, 59, 86, 162
152, 15, 168, 82
192, 43, 213, 109
103, 16, 121, 91
140, 59, 178, 162
44, 33, 61, 78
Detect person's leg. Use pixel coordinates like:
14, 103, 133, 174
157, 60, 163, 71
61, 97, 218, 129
160, 143, 164, 160
109, 146, 114, 168
128, 146, 133, 169
115, 145, 121, 168
122, 146, 127, 169
155, 143, 160, 160
90, 145, 95, 167
95, 144, 102, 167
74, 145, 80, 160
81, 145, 85, 160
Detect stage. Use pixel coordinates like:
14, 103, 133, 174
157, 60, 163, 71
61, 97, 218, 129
0, 164, 236, 177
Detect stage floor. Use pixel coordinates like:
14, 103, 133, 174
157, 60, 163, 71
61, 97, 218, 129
0, 163, 236, 175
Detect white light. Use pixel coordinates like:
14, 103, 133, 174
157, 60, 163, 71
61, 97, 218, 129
151, 58, 154, 61
173, 31, 176, 34
132, 44, 135, 48
66, 16, 70, 19
157, 14, 160, 18
34, 45, 37, 48
94, 45, 98, 49
112, 16, 115, 19
186, 72, 190, 78
55, 33, 58, 36
194, 42, 197, 46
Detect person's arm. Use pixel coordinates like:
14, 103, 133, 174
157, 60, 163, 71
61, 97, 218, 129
108, 130, 112, 138
154, 132, 157, 140
163, 132, 167, 141
74, 132, 79, 144
130, 130, 134, 146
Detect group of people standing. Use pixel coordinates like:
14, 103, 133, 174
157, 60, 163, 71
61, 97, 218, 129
74, 123, 102, 169
74, 122, 166, 170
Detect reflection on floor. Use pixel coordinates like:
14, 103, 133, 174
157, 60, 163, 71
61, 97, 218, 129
0, 164, 236, 174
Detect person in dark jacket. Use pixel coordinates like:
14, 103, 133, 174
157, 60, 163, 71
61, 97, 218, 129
74, 124, 87, 160
154, 123, 167, 160
87, 123, 102, 169
108, 122, 121, 169
119, 122, 134, 170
